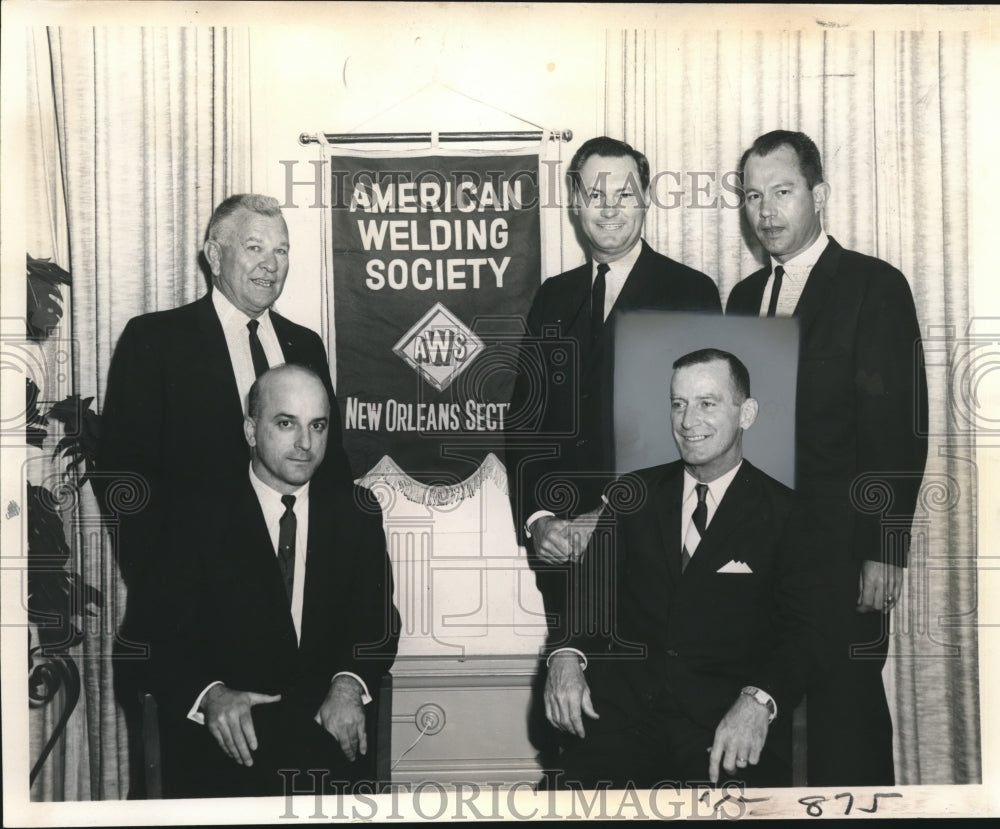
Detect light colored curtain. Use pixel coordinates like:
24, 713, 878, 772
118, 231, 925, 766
605, 29, 978, 785
26, 26, 251, 800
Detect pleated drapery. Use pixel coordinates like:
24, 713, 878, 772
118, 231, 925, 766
605, 28, 979, 785
25, 26, 251, 800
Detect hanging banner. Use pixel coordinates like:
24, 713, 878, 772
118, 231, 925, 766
330, 152, 540, 503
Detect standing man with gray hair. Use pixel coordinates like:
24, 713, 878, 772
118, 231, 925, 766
727, 131, 928, 785
98, 193, 354, 795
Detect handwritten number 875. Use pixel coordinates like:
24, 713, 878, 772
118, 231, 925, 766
798, 792, 902, 817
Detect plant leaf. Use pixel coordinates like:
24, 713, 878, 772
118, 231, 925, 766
26, 378, 48, 448
26, 255, 71, 342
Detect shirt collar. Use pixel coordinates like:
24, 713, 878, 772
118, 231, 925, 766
683, 459, 743, 504
593, 238, 643, 282
770, 232, 829, 278
248, 461, 310, 509
212, 287, 273, 333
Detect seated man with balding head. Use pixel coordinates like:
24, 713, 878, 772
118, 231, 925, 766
147, 365, 400, 798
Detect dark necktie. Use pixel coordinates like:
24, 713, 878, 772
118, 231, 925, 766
247, 318, 270, 378
277, 494, 296, 606
766, 265, 784, 318
591, 262, 609, 342
681, 483, 709, 573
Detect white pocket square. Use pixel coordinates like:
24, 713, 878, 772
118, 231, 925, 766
717, 560, 753, 574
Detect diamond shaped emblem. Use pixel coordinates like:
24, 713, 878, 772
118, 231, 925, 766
393, 302, 484, 392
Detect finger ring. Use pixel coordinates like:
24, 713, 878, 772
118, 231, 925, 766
737, 757, 746, 764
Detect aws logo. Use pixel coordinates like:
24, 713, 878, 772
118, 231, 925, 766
393, 302, 484, 391
413, 327, 471, 366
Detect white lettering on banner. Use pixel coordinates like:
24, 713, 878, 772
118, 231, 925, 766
356, 219, 509, 252
350, 179, 525, 213
413, 328, 470, 365
464, 400, 509, 431
365, 257, 511, 291
342, 398, 509, 433
343, 397, 384, 430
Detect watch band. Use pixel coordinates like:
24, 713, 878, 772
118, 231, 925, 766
741, 686, 777, 722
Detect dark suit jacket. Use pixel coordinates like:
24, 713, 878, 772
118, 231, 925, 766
147, 476, 400, 736
506, 240, 721, 547
556, 460, 814, 758
97, 292, 354, 589
726, 237, 928, 567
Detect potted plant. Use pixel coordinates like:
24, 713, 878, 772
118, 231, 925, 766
25, 254, 103, 785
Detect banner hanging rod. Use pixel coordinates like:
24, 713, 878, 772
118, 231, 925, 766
299, 129, 573, 146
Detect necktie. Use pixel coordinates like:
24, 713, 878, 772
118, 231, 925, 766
766, 265, 784, 318
277, 494, 296, 606
681, 483, 709, 572
591, 262, 609, 342
247, 318, 270, 378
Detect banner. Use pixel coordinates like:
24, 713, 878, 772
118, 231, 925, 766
330, 152, 541, 503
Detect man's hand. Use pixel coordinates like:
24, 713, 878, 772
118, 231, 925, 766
857, 560, 904, 614
531, 508, 603, 565
201, 684, 282, 767
544, 652, 599, 738
314, 675, 367, 762
709, 693, 770, 784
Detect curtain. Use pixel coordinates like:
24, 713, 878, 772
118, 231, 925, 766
26, 26, 251, 800
605, 28, 978, 785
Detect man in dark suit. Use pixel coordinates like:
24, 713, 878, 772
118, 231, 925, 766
726, 130, 928, 786
99, 193, 353, 589
543, 349, 814, 788
506, 136, 721, 628
97, 193, 355, 794
147, 364, 400, 798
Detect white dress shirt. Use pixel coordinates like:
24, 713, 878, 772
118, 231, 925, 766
593, 237, 643, 322
679, 462, 742, 556
757, 232, 831, 318
250, 466, 310, 642
187, 466, 370, 724
212, 289, 284, 411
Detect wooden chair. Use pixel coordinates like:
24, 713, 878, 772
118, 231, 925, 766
791, 698, 808, 787
140, 692, 163, 798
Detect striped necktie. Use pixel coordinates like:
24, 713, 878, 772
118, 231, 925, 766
681, 483, 709, 572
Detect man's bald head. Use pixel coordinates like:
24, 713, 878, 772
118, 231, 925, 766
244, 364, 330, 494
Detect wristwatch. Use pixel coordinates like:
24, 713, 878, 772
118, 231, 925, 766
741, 686, 777, 722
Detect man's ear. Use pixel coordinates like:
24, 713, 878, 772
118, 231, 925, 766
204, 239, 221, 276
812, 182, 831, 213
243, 415, 257, 449
739, 397, 759, 430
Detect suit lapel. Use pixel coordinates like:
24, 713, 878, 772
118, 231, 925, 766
612, 240, 655, 312
587, 242, 652, 374
271, 310, 304, 363
737, 268, 769, 312
793, 236, 843, 334
299, 486, 348, 649
651, 465, 685, 585
196, 293, 244, 420
558, 265, 593, 342
233, 481, 299, 642
684, 464, 757, 576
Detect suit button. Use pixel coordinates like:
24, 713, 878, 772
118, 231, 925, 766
575, 439, 588, 447
666, 649, 679, 658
